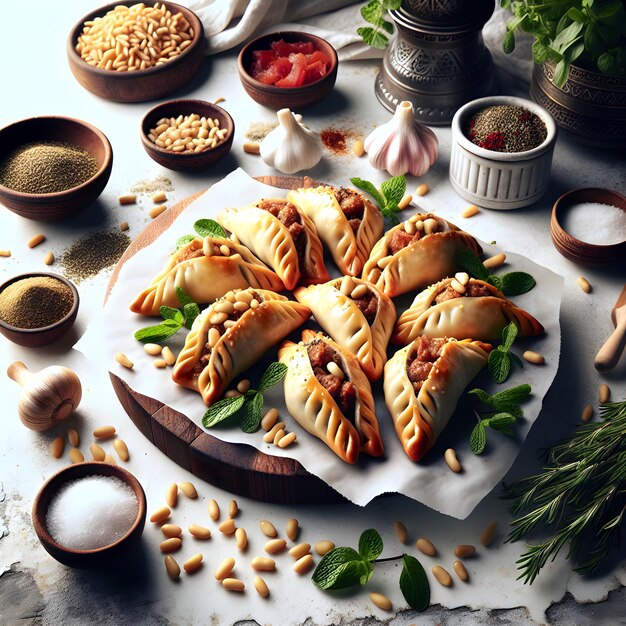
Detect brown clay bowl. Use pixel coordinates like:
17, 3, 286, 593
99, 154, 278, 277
238, 31, 338, 110
32, 462, 147, 567
0, 116, 112, 221
140, 99, 234, 171
67, 1, 205, 102
0, 273, 79, 347
551, 188, 626, 267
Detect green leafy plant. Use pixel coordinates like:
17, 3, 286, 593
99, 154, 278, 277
350, 175, 406, 225
312, 528, 430, 611
357, 0, 402, 49
468, 384, 532, 455
202, 362, 288, 432
505, 400, 626, 584
176, 218, 227, 248
488, 322, 524, 383
501, 0, 626, 86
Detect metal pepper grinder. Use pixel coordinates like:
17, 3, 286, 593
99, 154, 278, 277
375, 0, 497, 125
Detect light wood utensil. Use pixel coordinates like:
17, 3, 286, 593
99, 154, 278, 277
594, 285, 626, 372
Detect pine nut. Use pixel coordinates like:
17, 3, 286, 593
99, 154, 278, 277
219, 244, 231, 256
263, 422, 286, 443
273, 429, 285, 445
93, 425, 116, 439
577, 276, 592, 293
150, 205, 167, 219
480, 521, 497, 547
277, 432, 297, 448
397, 194, 413, 210
69, 448, 84, 464
432, 565, 453, 587
251, 556, 275, 571
415, 183, 429, 196
27, 234, 46, 248
115, 352, 133, 369
340, 275, 356, 295
119, 194, 137, 205
228, 499, 239, 518
183, 553, 203, 574
150, 506, 171, 524
160, 537, 182, 553
179, 482, 197, 498
236, 379, 250, 394
454, 271, 470, 286
68, 428, 79, 447
202, 238, 214, 257
259, 520, 277, 537
214, 97, 226, 104
210, 311, 228, 325
414, 219, 424, 231
453, 560, 469, 582
161, 524, 182, 538
416, 537, 437, 556
222, 577, 245, 591
351, 284, 369, 300
462, 205, 480, 218
104, 454, 117, 466
450, 278, 466, 294
152, 191, 167, 203
424, 218, 439, 235
43, 251, 55, 265
50, 436, 65, 459
154, 359, 167, 368
370, 592, 392, 610
314, 540, 335, 556
454, 544, 476, 558
219, 519, 236, 535
286, 518, 300, 542
254, 576, 269, 597
264, 538, 287, 554
289, 543, 311, 559
215, 557, 235, 580
208, 499, 220, 521
523, 350, 545, 365
261, 408, 279, 431
113, 438, 129, 462
0, 250, 10, 257
483, 252, 506, 269
225, 390, 242, 398
327, 361, 344, 379
352, 139, 365, 157
162, 346, 176, 366
235, 527, 248, 551
165, 483, 178, 508
394, 521, 408, 544
164, 555, 180, 579
444, 448, 462, 473
581, 403, 594, 423
243, 141, 260, 154
90, 442, 106, 461
188, 524, 211, 539
404, 219, 416, 235
233, 301, 250, 312
292, 554, 314, 575
250, 298, 260, 309
144, 343, 162, 356
599, 383, 611, 404
120, 221, 129, 232
214, 301, 235, 314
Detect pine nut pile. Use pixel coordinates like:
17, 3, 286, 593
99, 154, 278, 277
76, 3, 195, 72
148, 114, 230, 154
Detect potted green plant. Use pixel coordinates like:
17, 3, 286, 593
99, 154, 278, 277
501, 0, 626, 147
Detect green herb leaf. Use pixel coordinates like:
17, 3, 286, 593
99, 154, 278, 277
183, 302, 200, 329
553, 59, 569, 87
239, 392, 265, 433
361, 0, 386, 27
176, 286, 194, 307
399, 555, 430, 612
194, 218, 226, 239
358, 528, 383, 561
501, 322, 519, 351
532, 39, 550, 65
483, 412, 517, 435
160, 306, 185, 325
134, 319, 181, 343
499, 272, 536, 296
456, 248, 490, 281
489, 348, 512, 383
381, 207, 401, 226
176, 234, 196, 249
470, 421, 487, 455
503, 30, 515, 54
350, 177, 386, 209
312, 547, 366, 590
488, 384, 531, 410
258, 362, 288, 393
202, 395, 246, 428
357, 26, 389, 49
380, 175, 406, 207
381, 0, 401, 10
487, 274, 504, 291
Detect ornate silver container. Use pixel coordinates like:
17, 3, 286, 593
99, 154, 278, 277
375, 0, 497, 125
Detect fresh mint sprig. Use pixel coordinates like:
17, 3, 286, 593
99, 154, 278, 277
350, 175, 406, 225
176, 218, 227, 249
356, 0, 402, 49
488, 322, 524, 384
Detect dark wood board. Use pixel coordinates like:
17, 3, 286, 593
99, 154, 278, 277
109, 175, 345, 504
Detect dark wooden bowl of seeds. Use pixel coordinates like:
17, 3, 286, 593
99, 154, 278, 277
0, 273, 79, 347
0, 116, 113, 222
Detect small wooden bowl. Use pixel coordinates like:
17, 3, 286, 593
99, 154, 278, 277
0, 273, 79, 347
551, 188, 626, 266
67, 1, 205, 102
32, 462, 147, 567
238, 31, 338, 110
140, 99, 234, 171
0, 116, 112, 221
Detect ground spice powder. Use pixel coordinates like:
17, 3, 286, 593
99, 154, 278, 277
0, 276, 73, 328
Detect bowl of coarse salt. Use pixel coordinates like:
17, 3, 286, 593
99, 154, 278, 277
32, 462, 146, 567
551, 188, 626, 267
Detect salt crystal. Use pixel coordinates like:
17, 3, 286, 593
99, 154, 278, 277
561, 202, 626, 245
46, 476, 138, 550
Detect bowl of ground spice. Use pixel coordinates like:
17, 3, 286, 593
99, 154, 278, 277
0, 116, 112, 221
0, 273, 79, 347
449, 96, 557, 210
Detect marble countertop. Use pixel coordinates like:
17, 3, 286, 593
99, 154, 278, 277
1, 2, 625, 625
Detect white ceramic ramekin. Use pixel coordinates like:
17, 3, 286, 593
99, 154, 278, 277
449, 96, 557, 210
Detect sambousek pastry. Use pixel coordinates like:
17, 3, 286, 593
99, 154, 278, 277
293, 276, 395, 382
384, 336, 492, 462
393, 273, 544, 345
278, 330, 384, 464
361, 213, 482, 297
218, 198, 329, 290
130, 236, 284, 316
173, 288, 310, 406
287, 185, 384, 277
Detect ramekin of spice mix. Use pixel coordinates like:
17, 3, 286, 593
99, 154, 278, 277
0, 116, 112, 221
0, 273, 79, 347
449, 96, 557, 210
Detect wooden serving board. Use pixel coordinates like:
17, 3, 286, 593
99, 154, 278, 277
109, 175, 344, 504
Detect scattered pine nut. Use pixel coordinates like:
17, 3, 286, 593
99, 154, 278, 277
523, 350, 545, 365
462, 205, 480, 218
394, 521, 408, 544
43, 251, 54, 265
289, 543, 311, 559
264, 538, 287, 554
218, 519, 236, 535
165, 483, 178, 508
599, 383, 611, 404
93, 425, 116, 439
115, 352, 133, 369
293, 553, 314, 575
454, 271, 470, 286
222, 577, 245, 592
164, 555, 180, 579
149, 205, 167, 219
483, 252, 506, 269
577, 275, 592, 293
581, 403, 594, 423
314, 540, 335, 556
453, 560, 469, 582
286, 518, 300, 542
273, 429, 285, 445
154, 359, 167, 369
113, 438, 129, 462
215, 557, 235, 580
161, 346, 176, 366
251, 556, 276, 571
214, 97, 226, 104
151, 191, 167, 203
150, 506, 171, 524
178, 481, 197, 498
90, 442, 106, 461
254, 575, 269, 597
243, 141, 260, 155
104, 453, 117, 465
225, 390, 242, 399
0, 250, 11, 257
416, 537, 437, 556
50, 436, 65, 459
397, 194, 413, 210
277, 432, 297, 448
119, 221, 129, 232
480, 521, 497, 547
188, 524, 211, 540
69, 448, 84, 464
160, 537, 182, 553
259, 520, 277, 538
208, 499, 220, 521
68, 428, 79, 447
444, 448, 462, 473
415, 183, 429, 196
236, 379, 250, 394
228, 499, 239, 518
161, 524, 182, 538
235, 527, 248, 551
432, 565, 453, 587
262, 422, 285, 442
261, 408, 279, 431
183, 553, 203, 574
370, 592, 392, 611
27, 234, 46, 248
454, 544, 476, 558
119, 194, 137, 205
352, 139, 364, 157
144, 343, 162, 356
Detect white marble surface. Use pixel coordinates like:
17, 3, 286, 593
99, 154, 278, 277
1, 2, 625, 625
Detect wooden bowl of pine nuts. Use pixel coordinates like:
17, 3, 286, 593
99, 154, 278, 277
67, 1, 205, 102
140, 99, 235, 171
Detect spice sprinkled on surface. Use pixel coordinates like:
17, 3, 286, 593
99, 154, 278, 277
320, 128, 360, 156
130, 175, 174, 194
246, 121, 278, 143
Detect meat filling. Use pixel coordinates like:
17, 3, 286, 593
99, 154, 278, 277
406, 336, 447, 393
307, 340, 357, 419
334, 188, 364, 233
352, 290, 377, 325
388, 228, 421, 255
257, 199, 307, 262
434, 281, 493, 304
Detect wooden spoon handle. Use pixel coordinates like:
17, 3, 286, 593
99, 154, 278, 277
594, 318, 626, 372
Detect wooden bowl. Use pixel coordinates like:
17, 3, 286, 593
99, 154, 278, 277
32, 462, 147, 567
0, 273, 79, 347
551, 188, 626, 266
0, 116, 112, 221
67, 1, 205, 102
140, 99, 234, 171
238, 31, 338, 110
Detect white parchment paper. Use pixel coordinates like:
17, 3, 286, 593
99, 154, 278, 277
77, 168, 563, 519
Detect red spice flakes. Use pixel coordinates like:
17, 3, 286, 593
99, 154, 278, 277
480, 131, 506, 151
321, 128, 359, 156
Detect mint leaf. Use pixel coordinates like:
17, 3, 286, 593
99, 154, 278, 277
160, 306, 184, 325
350, 177, 385, 209
176, 234, 196, 249
470, 421, 487, 455
499, 272, 536, 296
361, 0, 386, 27
457, 248, 490, 281
468, 388, 490, 404
380, 175, 406, 206
400, 555, 430, 612
194, 218, 226, 239
382, 0, 401, 8
358, 528, 383, 561
240, 392, 264, 433
357, 26, 389, 49
501, 322, 519, 351
202, 395, 246, 428
183, 302, 200, 329
381, 207, 400, 225
503, 30, 515, 54
134, 318, 181, 343
487, 274, 504, 291
258, 362, 288, 393
176, 286, 194, 307
483, 412, 517, 435
313, 547, 364, 589
489, 348, 512, 383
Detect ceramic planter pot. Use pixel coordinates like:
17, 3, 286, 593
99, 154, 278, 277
530, 59, 626, 148
449, 96, 557, 210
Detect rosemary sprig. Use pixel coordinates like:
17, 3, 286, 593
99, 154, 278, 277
504, 400, 626, 584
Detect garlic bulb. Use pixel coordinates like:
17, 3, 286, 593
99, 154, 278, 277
260, 108, 322, 174
364, 100, 438, 177
7, 361, 82, 431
